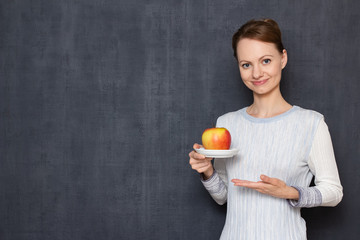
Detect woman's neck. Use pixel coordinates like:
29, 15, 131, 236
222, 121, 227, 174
247, 88, 292, 118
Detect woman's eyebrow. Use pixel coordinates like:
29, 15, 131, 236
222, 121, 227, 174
238, 59, 249, 64
260, 54, 274, 59
239, 55, 274, 63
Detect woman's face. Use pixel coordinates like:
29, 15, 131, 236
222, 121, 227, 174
236, 38, 287, 96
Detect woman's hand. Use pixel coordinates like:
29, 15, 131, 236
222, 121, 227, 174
189, 143, 214, 180
231, 175, 299, 200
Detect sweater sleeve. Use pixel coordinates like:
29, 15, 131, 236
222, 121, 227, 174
289, 118, 343, 207
201, 168, 227, 205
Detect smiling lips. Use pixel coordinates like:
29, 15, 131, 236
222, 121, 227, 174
252, 79, 268, 86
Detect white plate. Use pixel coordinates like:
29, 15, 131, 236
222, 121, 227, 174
195, 148, 239, 158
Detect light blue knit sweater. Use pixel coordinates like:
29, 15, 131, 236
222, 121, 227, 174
201, 106, 343, 240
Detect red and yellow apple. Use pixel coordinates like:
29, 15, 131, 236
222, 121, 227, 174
202, 127, 231, 150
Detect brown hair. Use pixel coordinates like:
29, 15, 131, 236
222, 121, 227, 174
232, 19, 284, 60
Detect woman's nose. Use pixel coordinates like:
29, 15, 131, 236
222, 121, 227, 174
252, 65, 263, 79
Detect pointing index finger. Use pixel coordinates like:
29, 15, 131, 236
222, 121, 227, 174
231, 179, 263, 188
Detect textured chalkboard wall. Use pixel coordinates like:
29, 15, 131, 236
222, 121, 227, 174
0, 0, 359, 239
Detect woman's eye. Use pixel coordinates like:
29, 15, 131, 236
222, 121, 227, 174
242, 63, 250, 69
263, 59, 271, 64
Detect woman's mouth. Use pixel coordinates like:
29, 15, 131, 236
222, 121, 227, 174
252, 79, 268, 86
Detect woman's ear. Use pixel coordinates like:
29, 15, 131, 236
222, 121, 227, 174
281, 49, 288, 69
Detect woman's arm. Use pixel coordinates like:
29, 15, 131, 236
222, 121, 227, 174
189, 143, 228, 205
289, 118, 343, 207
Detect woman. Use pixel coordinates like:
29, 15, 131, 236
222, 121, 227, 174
189, 19, 343, 239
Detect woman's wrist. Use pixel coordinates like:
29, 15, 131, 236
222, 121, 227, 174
202, 168, 214, 180
286, 186, 299, 200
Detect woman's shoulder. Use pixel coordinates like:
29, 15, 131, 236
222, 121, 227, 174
216, 107, 247, 125
291, 106, 326, 132
293, 105, 324, 121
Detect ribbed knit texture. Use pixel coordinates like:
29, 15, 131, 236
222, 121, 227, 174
201, 106, 343, 240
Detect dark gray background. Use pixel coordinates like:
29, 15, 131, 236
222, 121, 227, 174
0, 0, 359, 239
